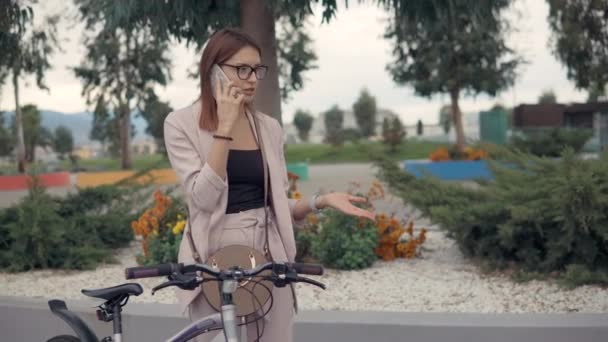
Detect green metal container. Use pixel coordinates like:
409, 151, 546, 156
479, 109, 508, 145
286, 162, 309, 181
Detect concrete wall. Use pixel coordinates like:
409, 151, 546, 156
1, 296, 607, 342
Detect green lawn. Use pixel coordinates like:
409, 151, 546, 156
80, 141, 442, 170
284, 140, 443, 164
60, 154, 171, 172
0, 155, 171, 175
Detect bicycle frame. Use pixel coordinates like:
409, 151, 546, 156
49, 298, 127, 342
49, 279, 244, 342
168, 279, 242, 342
48, 300, 99, 342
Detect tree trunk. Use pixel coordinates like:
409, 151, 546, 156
450, 88, 466, 153
27, 139, 35, 163
120, 30, 134, 170
119, 103, 132, 169
239, 0, 282, 124
13, 71, 26, 173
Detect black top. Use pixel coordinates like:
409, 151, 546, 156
225, 149, 269, 214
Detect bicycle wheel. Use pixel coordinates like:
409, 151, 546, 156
46, 335, 81, 342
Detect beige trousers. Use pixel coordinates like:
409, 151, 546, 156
187, 207, 295, 342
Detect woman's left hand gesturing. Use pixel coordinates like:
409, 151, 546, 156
317, 192, 375, 220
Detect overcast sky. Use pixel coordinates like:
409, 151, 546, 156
0, 0, 588, 125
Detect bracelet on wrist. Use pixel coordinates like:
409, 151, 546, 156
309, 194, 323, 213
213, 134, 233, 141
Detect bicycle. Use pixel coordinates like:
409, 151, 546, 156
46, 261, 326, 342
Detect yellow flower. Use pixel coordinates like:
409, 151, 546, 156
172, 220, 186, 235
291, 191, 302, 200
150, 216, 159, 232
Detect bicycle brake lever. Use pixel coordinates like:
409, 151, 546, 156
151, 280, 181, 295
152, 274, 200, 294
296, 276, 327, 290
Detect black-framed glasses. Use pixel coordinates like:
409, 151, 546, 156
220, 63, 268, 80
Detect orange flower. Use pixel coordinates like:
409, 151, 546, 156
389, 227, 405, 241
291, 191, 302, 200
407, 240, 419, 257
405, 221, 414, 236
367, 181, 385, 200
395, 242, 408, 257
429, 147, 450, 162
307, 214, 319, 226
380, 227, 405, 245
131, 190, 174, 257
389, 218, 401, 229
417, 228, 427, 244
467, 149, 488, 160
375, 214, 428, 261
376, 219, 390, 234
375, 244, 396, 261
375, 213, 390, 234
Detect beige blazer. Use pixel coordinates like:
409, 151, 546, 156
163, 99, 303, 314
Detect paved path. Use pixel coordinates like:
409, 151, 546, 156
0, 186, 77, 208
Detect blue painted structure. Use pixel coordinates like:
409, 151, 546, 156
403, 160, 493, 181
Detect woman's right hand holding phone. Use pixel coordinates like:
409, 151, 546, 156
216, 80, 245, 136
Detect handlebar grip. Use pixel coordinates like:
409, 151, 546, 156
125, 263, 182, 279
290, 263, 324, 276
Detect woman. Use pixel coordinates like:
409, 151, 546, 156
164, 28, 375, 342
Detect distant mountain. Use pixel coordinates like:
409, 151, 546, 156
2, 110, 150, 146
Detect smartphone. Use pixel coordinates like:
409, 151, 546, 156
210, 64, 230, 99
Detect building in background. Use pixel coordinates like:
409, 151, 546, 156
513, 102, 608, 150
72, 143, 105, 160
131, 138, 157, 156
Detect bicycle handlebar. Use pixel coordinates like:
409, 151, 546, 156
124, 263, 182, 279
290, 263, 323, 276
125, 262, 324, 280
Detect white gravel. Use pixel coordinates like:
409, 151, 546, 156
1, 230, 607, 313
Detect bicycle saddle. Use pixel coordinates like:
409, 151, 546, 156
82, 283, 143, 301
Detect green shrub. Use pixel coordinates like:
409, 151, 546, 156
510, 128, 592, 157
85, 212, 134, 248
295, 225, 318, 263
375, 148, 608, 286
143, 233, 182, 265
311, 209, 378, 270
59, 185, 137, 249
0, 181, 139, 272
0, 186, 111, 271
342, 128, 362, 143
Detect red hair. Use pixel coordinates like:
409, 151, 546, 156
198, 28, 262, 131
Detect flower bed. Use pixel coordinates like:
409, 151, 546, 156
0, 172, 70, 190
403, 145, 492, 181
